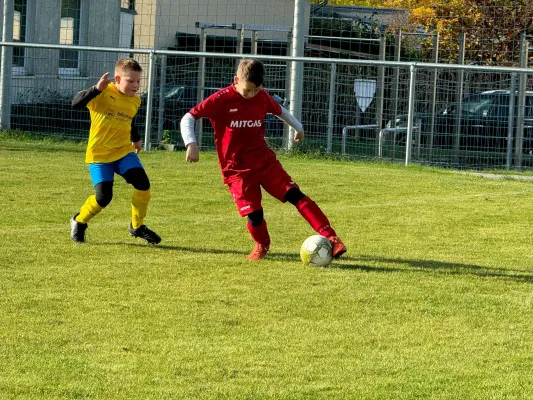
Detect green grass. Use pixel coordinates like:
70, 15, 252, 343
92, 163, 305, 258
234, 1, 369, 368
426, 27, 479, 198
1, 136, 533, 399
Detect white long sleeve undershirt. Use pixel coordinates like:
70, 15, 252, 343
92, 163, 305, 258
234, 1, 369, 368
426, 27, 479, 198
275, 106, 304, 134
180, 112, 197, 147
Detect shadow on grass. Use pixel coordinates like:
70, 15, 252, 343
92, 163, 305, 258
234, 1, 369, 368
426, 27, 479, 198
91, 242, 251, 256
337, 255, 533, 283
93, 242, 305, 261
89, 243, 533, 282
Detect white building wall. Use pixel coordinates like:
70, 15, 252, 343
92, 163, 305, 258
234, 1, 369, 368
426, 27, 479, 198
4, 0, 310, 100
6, 0, 123, 98
135, 0, 310, 50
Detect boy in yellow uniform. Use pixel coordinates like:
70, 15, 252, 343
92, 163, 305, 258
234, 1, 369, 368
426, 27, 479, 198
70, 58, 161, 244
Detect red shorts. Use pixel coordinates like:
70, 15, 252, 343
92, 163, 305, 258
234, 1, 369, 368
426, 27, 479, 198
228, 160, 299, 216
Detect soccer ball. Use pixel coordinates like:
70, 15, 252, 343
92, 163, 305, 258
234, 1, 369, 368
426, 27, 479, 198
300, 235, 333, 267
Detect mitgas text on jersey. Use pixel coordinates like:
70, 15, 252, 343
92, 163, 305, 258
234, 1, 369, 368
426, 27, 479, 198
230, 120, 263, 128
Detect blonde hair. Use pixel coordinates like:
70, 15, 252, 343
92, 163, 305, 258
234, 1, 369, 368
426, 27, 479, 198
115, 58, 142, 75
237, 59, 265, 87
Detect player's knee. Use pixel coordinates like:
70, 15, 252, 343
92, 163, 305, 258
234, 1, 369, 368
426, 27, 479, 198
285, 188, 306, 206
95, 181, 113, 208
247, 209, 264, 227
123, 168, 150, 191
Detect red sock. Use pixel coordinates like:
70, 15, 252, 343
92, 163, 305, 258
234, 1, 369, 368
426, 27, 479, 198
247, 220, 271, 248
295, 196, 336, 237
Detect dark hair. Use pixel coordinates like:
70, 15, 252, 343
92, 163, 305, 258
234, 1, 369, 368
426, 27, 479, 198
237, 59, 265, 87
115, 58, 143, 74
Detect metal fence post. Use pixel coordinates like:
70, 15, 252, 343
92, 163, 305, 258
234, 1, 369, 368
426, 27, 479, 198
428, 32, 439, 158
390, 29, 401, 126
236, 24, 245, 65
0, 0, 14, 130
405, 64, 417, 166
252, 30, 258, 55
143, 51, 156, 151
157, 54, 167, 144
375, 30, 386, 156
514, 31, 529, 169
288, 0, 306, 151
326, 63, 336, 153
196, 28, 207, 148
506, 73, 517, 170
282, 31, 292, 150
453, 31, 466, 158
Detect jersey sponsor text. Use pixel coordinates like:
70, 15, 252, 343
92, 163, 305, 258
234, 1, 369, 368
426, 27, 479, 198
230, 119, 262, 128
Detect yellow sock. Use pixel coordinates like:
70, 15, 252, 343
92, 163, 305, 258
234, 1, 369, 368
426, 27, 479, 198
131, 189, 151, 229
76, 195, 103, 224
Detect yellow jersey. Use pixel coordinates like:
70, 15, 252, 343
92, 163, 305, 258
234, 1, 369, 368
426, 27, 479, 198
85, 82, 141, 163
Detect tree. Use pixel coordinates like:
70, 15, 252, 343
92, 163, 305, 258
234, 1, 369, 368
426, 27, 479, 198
310, 0, 533, 65
465, 0, 533, 65
383, 0, 533, 65
309, 0, 390, 59
310, 0, 386, 6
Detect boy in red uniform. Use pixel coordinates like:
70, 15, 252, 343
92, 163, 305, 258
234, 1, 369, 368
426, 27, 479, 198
180, 59, 346, 260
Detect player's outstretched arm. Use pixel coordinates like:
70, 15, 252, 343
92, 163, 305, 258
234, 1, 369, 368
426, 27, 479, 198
95, 72, 111, 91
72, 72, 110, 109
180, 112, 199, 163
275, 107, 305, 143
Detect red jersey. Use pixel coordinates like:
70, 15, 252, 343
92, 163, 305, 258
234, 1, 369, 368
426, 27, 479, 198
189, 84, 282, 184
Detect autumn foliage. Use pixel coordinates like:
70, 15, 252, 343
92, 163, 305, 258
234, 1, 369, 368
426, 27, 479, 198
310, 0, 533, 65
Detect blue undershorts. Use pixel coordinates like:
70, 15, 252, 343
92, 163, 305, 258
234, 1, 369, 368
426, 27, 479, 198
88, 152, 143, 186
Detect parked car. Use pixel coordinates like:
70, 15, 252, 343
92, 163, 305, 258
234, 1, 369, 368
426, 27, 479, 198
385, 90, 533, 153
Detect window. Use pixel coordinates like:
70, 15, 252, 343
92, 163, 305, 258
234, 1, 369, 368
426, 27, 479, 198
524, 95, 533, 118
121, 0, 136, 49
462, 95, 492, 115
59, 0, 81, 74
13, 0, 27, 69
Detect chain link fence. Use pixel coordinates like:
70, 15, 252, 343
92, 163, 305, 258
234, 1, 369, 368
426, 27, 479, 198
2, 1, 533, 170
2, 43, 533, 171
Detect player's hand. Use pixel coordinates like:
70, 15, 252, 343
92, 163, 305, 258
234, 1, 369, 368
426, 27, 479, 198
294, 131, 305, 143
186, 142, 199, 163
132, 140, 143, 154
96, 72, 111, 91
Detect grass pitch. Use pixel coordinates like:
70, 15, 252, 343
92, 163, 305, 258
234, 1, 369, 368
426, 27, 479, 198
1, 136, 533, 399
